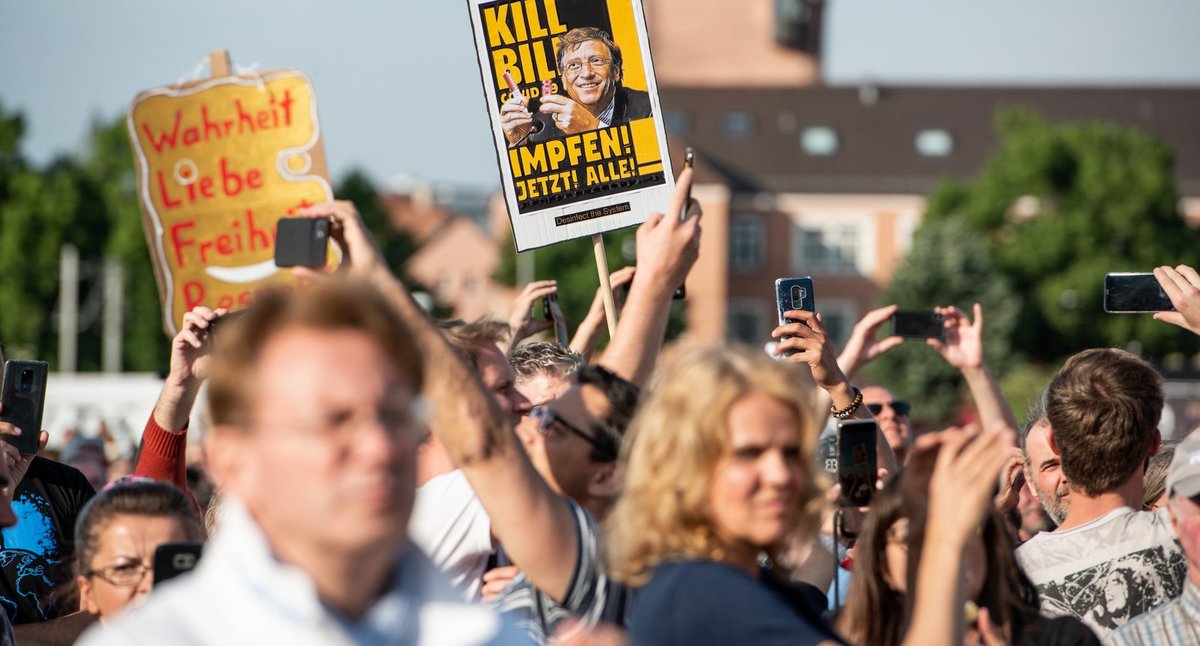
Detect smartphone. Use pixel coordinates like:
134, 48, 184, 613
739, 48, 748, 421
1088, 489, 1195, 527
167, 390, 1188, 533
891, 310, 946, 339
207, 309, 247, 345
673, 148, 695, 301
274, 217, 330, 268
1104, 272, 1175, 313
153, 542, 203, 586
837, 419, 877, 507
774, 277, 815, 358
542, 294, 570, 349
0, 360, 48, 454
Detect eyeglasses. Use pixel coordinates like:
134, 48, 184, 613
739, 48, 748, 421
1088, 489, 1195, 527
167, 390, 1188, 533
563, 56, 613, 74
867, 400, 910, 417
530, 405, 616, 462
87, 561, 151, 587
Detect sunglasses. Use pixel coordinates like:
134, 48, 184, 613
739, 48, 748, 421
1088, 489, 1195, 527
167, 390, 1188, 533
529, 406, 617, 462
867, 400, 911, 417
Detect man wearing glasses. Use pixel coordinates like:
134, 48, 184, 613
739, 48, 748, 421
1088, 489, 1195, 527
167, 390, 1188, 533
500, 27, 651, 145
860, 386, 914, 465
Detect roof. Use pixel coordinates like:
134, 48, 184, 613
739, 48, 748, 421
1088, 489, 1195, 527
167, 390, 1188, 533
658, 85, 1200, 196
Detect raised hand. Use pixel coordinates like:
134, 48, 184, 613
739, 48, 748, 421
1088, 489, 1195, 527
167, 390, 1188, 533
480, 565, 521, 605
507, 280, 558, 350
500, 94, 535, 145
771, 310, 847, 394
154, 306, 227, 432
296, 201, 388, 284
1154, 264, 1200, 336
928, 304, 984, 370
539, 94, 600, 134
837, 304, 902, 378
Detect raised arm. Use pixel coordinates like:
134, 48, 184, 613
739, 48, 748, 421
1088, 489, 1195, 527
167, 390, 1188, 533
596, 169, 700, 387
570, 265, 636, 361
1154, 264, 1200, 336
927, 303, 1019, 437
296, 201, 580, 602
504, 280, 558, 353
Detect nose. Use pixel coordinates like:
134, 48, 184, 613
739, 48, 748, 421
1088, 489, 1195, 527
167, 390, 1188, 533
762, 450, 797, 488
132, 565, 154, 602
509, 388, 531, 418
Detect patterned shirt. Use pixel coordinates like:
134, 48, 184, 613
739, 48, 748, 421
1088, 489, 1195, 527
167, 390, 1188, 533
493, 499, 631, 644
1104, 578, 1200, 645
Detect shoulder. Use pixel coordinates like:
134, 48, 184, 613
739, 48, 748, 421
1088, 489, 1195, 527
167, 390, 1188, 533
617, 87, 651, 117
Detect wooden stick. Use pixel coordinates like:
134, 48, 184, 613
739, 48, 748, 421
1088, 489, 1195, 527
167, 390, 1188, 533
592, 234, 619, 338
209, 50, 231, 78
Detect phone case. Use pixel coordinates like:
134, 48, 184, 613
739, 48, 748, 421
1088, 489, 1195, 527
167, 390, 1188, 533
837, 420, 877, 507
774, 277, 816, 325
0, 361, 48, 454
542, 295, 570, 349
1104, 273, 1175, 313
153, 542, 203, 586
891, 310, 946, 339
274, 218, 330, 268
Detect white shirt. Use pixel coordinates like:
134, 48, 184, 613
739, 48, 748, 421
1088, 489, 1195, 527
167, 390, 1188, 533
78, 496, 526, 646
409, 470, 494, 601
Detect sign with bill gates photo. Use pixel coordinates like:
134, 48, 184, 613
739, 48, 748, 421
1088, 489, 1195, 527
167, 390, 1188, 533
469, 0, 673, 252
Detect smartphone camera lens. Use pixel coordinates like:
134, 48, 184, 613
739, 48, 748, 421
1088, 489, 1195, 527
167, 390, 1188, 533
790, 285, 806, 308
18, 369, 33, 393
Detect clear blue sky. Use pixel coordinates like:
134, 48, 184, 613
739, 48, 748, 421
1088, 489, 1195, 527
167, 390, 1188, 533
2, 0, 1198, 189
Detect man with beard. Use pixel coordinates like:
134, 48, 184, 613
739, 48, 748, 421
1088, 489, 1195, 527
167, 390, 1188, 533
1019, 395, 1069, 527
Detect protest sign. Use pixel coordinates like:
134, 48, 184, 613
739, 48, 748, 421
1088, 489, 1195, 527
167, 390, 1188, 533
128, 56, 335, 336
469, 0, 673, 252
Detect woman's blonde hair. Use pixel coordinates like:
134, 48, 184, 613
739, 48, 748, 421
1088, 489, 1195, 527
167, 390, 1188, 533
604, 345, 825, 585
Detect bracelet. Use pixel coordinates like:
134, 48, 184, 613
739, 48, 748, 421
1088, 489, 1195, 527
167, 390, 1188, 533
830, 386, 863, 420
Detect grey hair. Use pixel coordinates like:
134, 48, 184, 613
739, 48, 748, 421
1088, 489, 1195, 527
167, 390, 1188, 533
509, 341, 585, 383
1018, 390, 1049, 459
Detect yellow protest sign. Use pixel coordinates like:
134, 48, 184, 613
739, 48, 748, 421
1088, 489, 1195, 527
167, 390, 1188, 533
128, 67, 335, 336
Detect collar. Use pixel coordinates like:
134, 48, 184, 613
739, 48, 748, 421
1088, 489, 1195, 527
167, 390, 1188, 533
596, 93, 616, 127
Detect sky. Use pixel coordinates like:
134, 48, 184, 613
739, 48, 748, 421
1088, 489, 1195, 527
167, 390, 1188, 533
2, 0, 1199, 190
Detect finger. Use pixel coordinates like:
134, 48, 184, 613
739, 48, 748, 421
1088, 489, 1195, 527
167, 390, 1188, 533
972, 302, 984, 330
772, 319, 819, 339
874, 336, 903, 354
860, 304, 899, 330
1176, 264, 1200, 288
926, 338, 947, 353
1154, 311, 1190, 329
668, 168, 695, 226
610, 266, 636, 286
37, 431, 48, 453
179, 329, 203, 349
1155, 266, 1187, 304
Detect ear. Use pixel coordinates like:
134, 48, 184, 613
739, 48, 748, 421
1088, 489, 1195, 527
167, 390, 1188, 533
513, 420, 540, 447
587, 461, 621, 500
1149, 430, 1162, 458
1047, 426, 1062, 457
77, 575, 100, 617
1168, 496, 1181, 533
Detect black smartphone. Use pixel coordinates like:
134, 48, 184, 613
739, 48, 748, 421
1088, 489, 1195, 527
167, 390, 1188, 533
673, 148, 695, 301
891, 310, 946, 339
274, 217, 330, 268
542, 294, 570, 349
1104, 272, 1175, 313
153, 542, 203, 586
837, 419, 877, 507
0, 360, 48, 455
774, 277, 815, 358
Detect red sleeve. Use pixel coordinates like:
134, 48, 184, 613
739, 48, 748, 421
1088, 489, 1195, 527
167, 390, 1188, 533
133, 414, 201, 516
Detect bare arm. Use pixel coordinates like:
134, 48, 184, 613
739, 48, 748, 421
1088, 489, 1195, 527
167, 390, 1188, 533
928, 304, 1019, 437
596, 169, 700, 387
569, 266, 636, 362
296, 201, 580, 602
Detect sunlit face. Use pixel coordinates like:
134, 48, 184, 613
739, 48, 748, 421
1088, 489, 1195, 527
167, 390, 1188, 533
861, 387, 912, 463
228, 328, 422, 561
707, 392, 806, 552
476, 342, 530, 428
561, 39, 619, 115
540, 383, 617, 514
1024, 420, 1069, 525
78, 514, 192, 620
515, 371, 575, 495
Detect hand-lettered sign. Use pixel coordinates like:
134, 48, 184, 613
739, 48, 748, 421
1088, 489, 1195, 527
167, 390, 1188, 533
128, 67, 335, 336
468, 0, 673, 252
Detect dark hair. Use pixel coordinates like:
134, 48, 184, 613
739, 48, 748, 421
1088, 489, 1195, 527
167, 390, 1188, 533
841, 478, 1042, 646
435, 318, 511, 370
1046, 348, 1163, 495
75, 479, 205, 575
575, 365, 639, 462
555, 27, 623, 74
509, 341, 584, 383
208, 278, 425, 428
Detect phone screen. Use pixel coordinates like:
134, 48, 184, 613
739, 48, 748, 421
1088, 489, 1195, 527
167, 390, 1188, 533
837, 420, 877, 507
891, 310, 946, 339
1104, 273, 1175, 313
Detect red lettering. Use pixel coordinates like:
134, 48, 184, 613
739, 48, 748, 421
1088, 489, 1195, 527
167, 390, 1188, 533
183, 281, 206, 309
280, 89, 294, 126
216, 234, 234, 256
141, 110, 182, 154
198, 176, 215, 198
201, 105, 222, 141
182, 126, 200, 146
216, 294, 234, 310
257, 110, 270, 129
235, 99, 256, 134
220, 158, 243, 196
170, 220, 196, 267
157, 171, 183, 208
246, 169, 262, 189
199, 238, 215, 265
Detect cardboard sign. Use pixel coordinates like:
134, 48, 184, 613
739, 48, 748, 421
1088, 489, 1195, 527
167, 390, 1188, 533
127, 68, 335, 336
469, 0, 673, 252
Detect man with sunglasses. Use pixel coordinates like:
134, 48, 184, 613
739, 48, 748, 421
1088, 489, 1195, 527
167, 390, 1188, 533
860, 387, 914, 465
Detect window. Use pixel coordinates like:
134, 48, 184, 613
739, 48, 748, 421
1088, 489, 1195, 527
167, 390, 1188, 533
720, 112, 756, 138
727, 299, 769, 346
791, 223, 859, 274
814, 299, 858, 350
729, 216, 765, 274
801, 127, 838, 156
915, 129, 953, 157
664, 110, 691, 135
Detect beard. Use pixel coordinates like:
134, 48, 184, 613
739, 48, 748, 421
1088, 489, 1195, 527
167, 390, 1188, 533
1034, 485, 1070, 526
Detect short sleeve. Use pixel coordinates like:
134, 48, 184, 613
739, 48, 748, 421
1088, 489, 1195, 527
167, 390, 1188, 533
408, 470, 493, 600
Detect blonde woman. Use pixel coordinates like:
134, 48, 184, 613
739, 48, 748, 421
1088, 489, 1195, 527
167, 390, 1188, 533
606, 343, 850, 645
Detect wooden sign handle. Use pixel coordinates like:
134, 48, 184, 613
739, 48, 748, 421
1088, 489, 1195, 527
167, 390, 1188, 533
592, 234, 619, 338
209, 50, 231, 78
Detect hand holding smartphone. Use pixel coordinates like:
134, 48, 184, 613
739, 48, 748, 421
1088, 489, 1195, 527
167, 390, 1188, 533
837, 419, 878, 507
0, 360, 49, 455
542, 294, 570, 349
673, 148, 695, 300
1104, 272, 1175, 313
153, 542, 203, 586
274, 217, 331, 268
774, 277, 815, 357
891, 310, 946, 340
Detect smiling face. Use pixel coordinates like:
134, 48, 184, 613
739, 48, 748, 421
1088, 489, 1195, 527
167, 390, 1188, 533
706, 391, 807, 557
1024, 420, 1069, 525
560, 39, 620, 116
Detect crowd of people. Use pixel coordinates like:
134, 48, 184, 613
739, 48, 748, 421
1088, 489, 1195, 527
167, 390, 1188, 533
1, 165, 1200, 645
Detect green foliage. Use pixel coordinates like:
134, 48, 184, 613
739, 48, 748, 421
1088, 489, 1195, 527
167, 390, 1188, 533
873, 107, 1199, 425
334, 168, 416, 278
